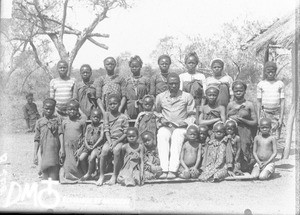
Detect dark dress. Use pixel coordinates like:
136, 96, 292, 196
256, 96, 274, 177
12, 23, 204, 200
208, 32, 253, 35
149, 73, 169, 97
125, 76, 150, 119
227, 104, 256, 172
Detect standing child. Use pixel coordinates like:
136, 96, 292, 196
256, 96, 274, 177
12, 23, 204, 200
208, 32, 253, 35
79, 109, 104, 181
125, 55, 150, 119
73, 64, 98, 119
198, 125, 209, 169
33, 98, 64, 180
198, 85, 226, 135
257, 61, 285, 139
206, 59, 233, 109
179, 52, 206, 106
250, 118, 277, 180
117, 127, 144, 186
50, 60, 75, 118
178, 124, 202, 179
224, 119, 242, 176
135, 95, 159, 145
199, 122, 227, 182
149, 55, 172, 97
59, 100, 87, 184
96, 94, 129, 186
94, 57, 126, 113
142, 131, 162, 180
23, 93, 40, 133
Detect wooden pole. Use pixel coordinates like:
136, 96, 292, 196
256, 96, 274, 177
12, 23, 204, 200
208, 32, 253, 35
283, 3, 300, 159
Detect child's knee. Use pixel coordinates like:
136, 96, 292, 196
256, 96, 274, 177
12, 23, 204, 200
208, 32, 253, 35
259, 171, 271, 180
113, 144, 122, 155
101, 145, 110, 157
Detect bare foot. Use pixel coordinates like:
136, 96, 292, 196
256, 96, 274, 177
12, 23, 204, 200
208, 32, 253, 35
166, 172, 176, 179
79, 173, 91, 181
96, 175, 105, 186
107, 175, 117, 185
159, 172, 168, 179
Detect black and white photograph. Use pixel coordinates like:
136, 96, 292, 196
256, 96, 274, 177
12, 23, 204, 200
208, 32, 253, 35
0, 0, 299, 214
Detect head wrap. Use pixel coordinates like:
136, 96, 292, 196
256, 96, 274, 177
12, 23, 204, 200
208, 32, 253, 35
210, 58, 224, 68
184, 52, 199, 64
107, 93, 121, 103
205, 84, 220, 94
129, 55, 143, 67
232, 80, 247, 91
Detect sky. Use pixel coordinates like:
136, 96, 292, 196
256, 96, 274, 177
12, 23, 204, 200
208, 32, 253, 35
1, 0, 296, 69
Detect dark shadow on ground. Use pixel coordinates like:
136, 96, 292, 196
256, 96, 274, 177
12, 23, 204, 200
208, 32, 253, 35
275, 163, 294, 169
268, 172, 281, 181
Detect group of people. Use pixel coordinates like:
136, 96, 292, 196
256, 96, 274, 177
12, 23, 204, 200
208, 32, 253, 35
23, 52, 285, 186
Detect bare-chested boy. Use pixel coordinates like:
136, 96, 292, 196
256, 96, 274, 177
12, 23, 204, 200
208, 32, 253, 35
251, 118, 277, 180
178, 124, 202, 179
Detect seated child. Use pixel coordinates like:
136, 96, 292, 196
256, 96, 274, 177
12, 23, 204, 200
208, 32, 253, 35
199, 122, 227, 182
59, 100, 87, 183
199, 85, 226, 136
73, 64, 98, 119
79, 109, 104, 181
178, 124, 202, 179
135, 95, 159, 145
117, 127, 144, 186
23, 93, 40, 133
96, 94, 129, 186
34, 98, 64, 180
224, 119, 243, 176
198, 124, 209, 168
250, 118, 277, 180
142, 131, 162, 180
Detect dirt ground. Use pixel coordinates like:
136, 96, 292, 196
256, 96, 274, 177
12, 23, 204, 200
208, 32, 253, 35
0, 125, 297, 214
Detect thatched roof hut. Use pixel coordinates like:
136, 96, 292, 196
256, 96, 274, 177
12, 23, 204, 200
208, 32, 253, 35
246, 8, 296, 53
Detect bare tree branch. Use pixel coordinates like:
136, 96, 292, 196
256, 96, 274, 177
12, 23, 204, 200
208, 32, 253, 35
60, 0, 69, 40
88, 37, 109, 49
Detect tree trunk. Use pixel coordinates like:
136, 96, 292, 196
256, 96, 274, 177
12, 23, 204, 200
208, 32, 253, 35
282, 103, 295, 159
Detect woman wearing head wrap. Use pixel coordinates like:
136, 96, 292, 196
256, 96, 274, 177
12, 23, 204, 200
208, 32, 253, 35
125, 55, 150, 119
179, 52, 207, 106
227, 80, 258, 173
206, 58, 233, 109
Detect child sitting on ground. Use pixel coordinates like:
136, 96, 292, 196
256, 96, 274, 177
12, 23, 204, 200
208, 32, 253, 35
79, 109, 104, 181
224, 119, 243, 176
96, 94, 129, 186
250, 118, 277, 180
34, 98, 64, 180
178, 124, 202, 179
73, 64, 98, 119
117, 127, 144, 186
23, 93, 40, 133
135, 95, 159, 145
199, 122, 227, 182
59, 100, 87, 183
142, 131, 162, 180
199, 85, 226, 136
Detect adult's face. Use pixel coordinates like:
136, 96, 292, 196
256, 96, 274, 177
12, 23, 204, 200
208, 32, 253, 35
167, 76, 180, 94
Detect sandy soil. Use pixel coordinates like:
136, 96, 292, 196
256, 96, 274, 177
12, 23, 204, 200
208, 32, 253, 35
0, 129, 297, 214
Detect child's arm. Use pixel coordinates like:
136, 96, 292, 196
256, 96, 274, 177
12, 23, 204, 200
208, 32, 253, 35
97, 98, 106, 114
33, 121, 40, 164
262, 137, 277, 168
279, 98, 285, 127
139, 144, 144, 185
58, 121, 65, 162
219, 105, 226, 123
235, 136, 241, 163
193, 144, 202, 170
252, 136, 262, 167
119, 96, 127, 113
179, 143, 189, 171
92, 125, 104, 149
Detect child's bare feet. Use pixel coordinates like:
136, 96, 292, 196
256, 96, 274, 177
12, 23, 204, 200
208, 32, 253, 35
96, 175, 105, 186
166, 172, 176, 179
80, 173, 91, 181
107, 175, 117, 185
159, 172, 168, 179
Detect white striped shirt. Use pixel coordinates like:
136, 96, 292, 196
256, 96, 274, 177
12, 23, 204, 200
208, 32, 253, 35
49, 77, 75, 109
257, 80, 285, 112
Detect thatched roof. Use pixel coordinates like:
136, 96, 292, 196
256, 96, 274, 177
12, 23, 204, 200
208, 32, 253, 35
246, 8, 297, 53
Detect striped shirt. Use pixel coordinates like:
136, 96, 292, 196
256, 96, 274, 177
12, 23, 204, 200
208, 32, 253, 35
257, 80, 285, 112
49, 77, 75, 110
